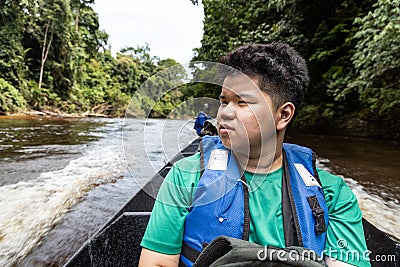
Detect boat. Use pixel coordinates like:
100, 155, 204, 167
65, 138, 399, 267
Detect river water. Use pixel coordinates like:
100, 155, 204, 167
0, 116, 398, 266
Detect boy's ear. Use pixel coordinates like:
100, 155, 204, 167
276, 102, 295, 131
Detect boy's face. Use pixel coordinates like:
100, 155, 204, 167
217, 75, 277, 157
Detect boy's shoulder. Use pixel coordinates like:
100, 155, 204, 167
173, 152, 201, 173
316, 168, 358, 210
316, 168, 346, 189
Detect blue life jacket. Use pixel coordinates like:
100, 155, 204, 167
194, 111, 211, 136
180, 136, 329, 267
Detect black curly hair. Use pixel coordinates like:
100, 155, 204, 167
218, 42, 309, 116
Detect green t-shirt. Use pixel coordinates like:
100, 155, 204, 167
141, 153, 371, 267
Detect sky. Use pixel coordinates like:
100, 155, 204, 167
92, 0, 204, 64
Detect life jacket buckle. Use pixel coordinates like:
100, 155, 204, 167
307, 196, 327, 235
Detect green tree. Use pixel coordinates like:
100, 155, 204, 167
350, 0, 400, 118
150, 58, 187, 117
0, 78, 26, 114
192, 0, 400, 134
0, 0, 28, 90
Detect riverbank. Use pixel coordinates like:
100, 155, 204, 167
331, 117, 400, 141
292, 116, 400, 142
2, 107, 195, 121
3, 108, 400, 142
2, 108, 110, 119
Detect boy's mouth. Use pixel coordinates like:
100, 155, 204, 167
219, 124, 233, 135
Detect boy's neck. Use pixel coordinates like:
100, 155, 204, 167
233, 134, 285, 174
235, 147, 283, 174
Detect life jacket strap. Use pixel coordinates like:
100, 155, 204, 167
241, 174, 251, 241
181, 242, 201, 264
179, 258, 187, 267
282, 149, 303, 247
307, 196, 327, 234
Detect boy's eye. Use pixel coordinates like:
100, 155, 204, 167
238, 100, 247, 105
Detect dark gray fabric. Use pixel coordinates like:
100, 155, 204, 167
193, 236, 328, 267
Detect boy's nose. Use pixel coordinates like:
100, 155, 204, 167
219, 105, 235, 120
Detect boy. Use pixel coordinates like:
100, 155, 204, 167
139, 43, 370, 267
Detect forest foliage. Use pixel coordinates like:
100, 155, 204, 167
0, 0, 399, 136
0, 0, 185, 117
192, 0, 400, 132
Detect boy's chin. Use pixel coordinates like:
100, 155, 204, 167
221, 137, 251, 153
220, 136, 232, 150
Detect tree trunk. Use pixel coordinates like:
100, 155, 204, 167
75, 5, 80, 32
38, 20, 54, 90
